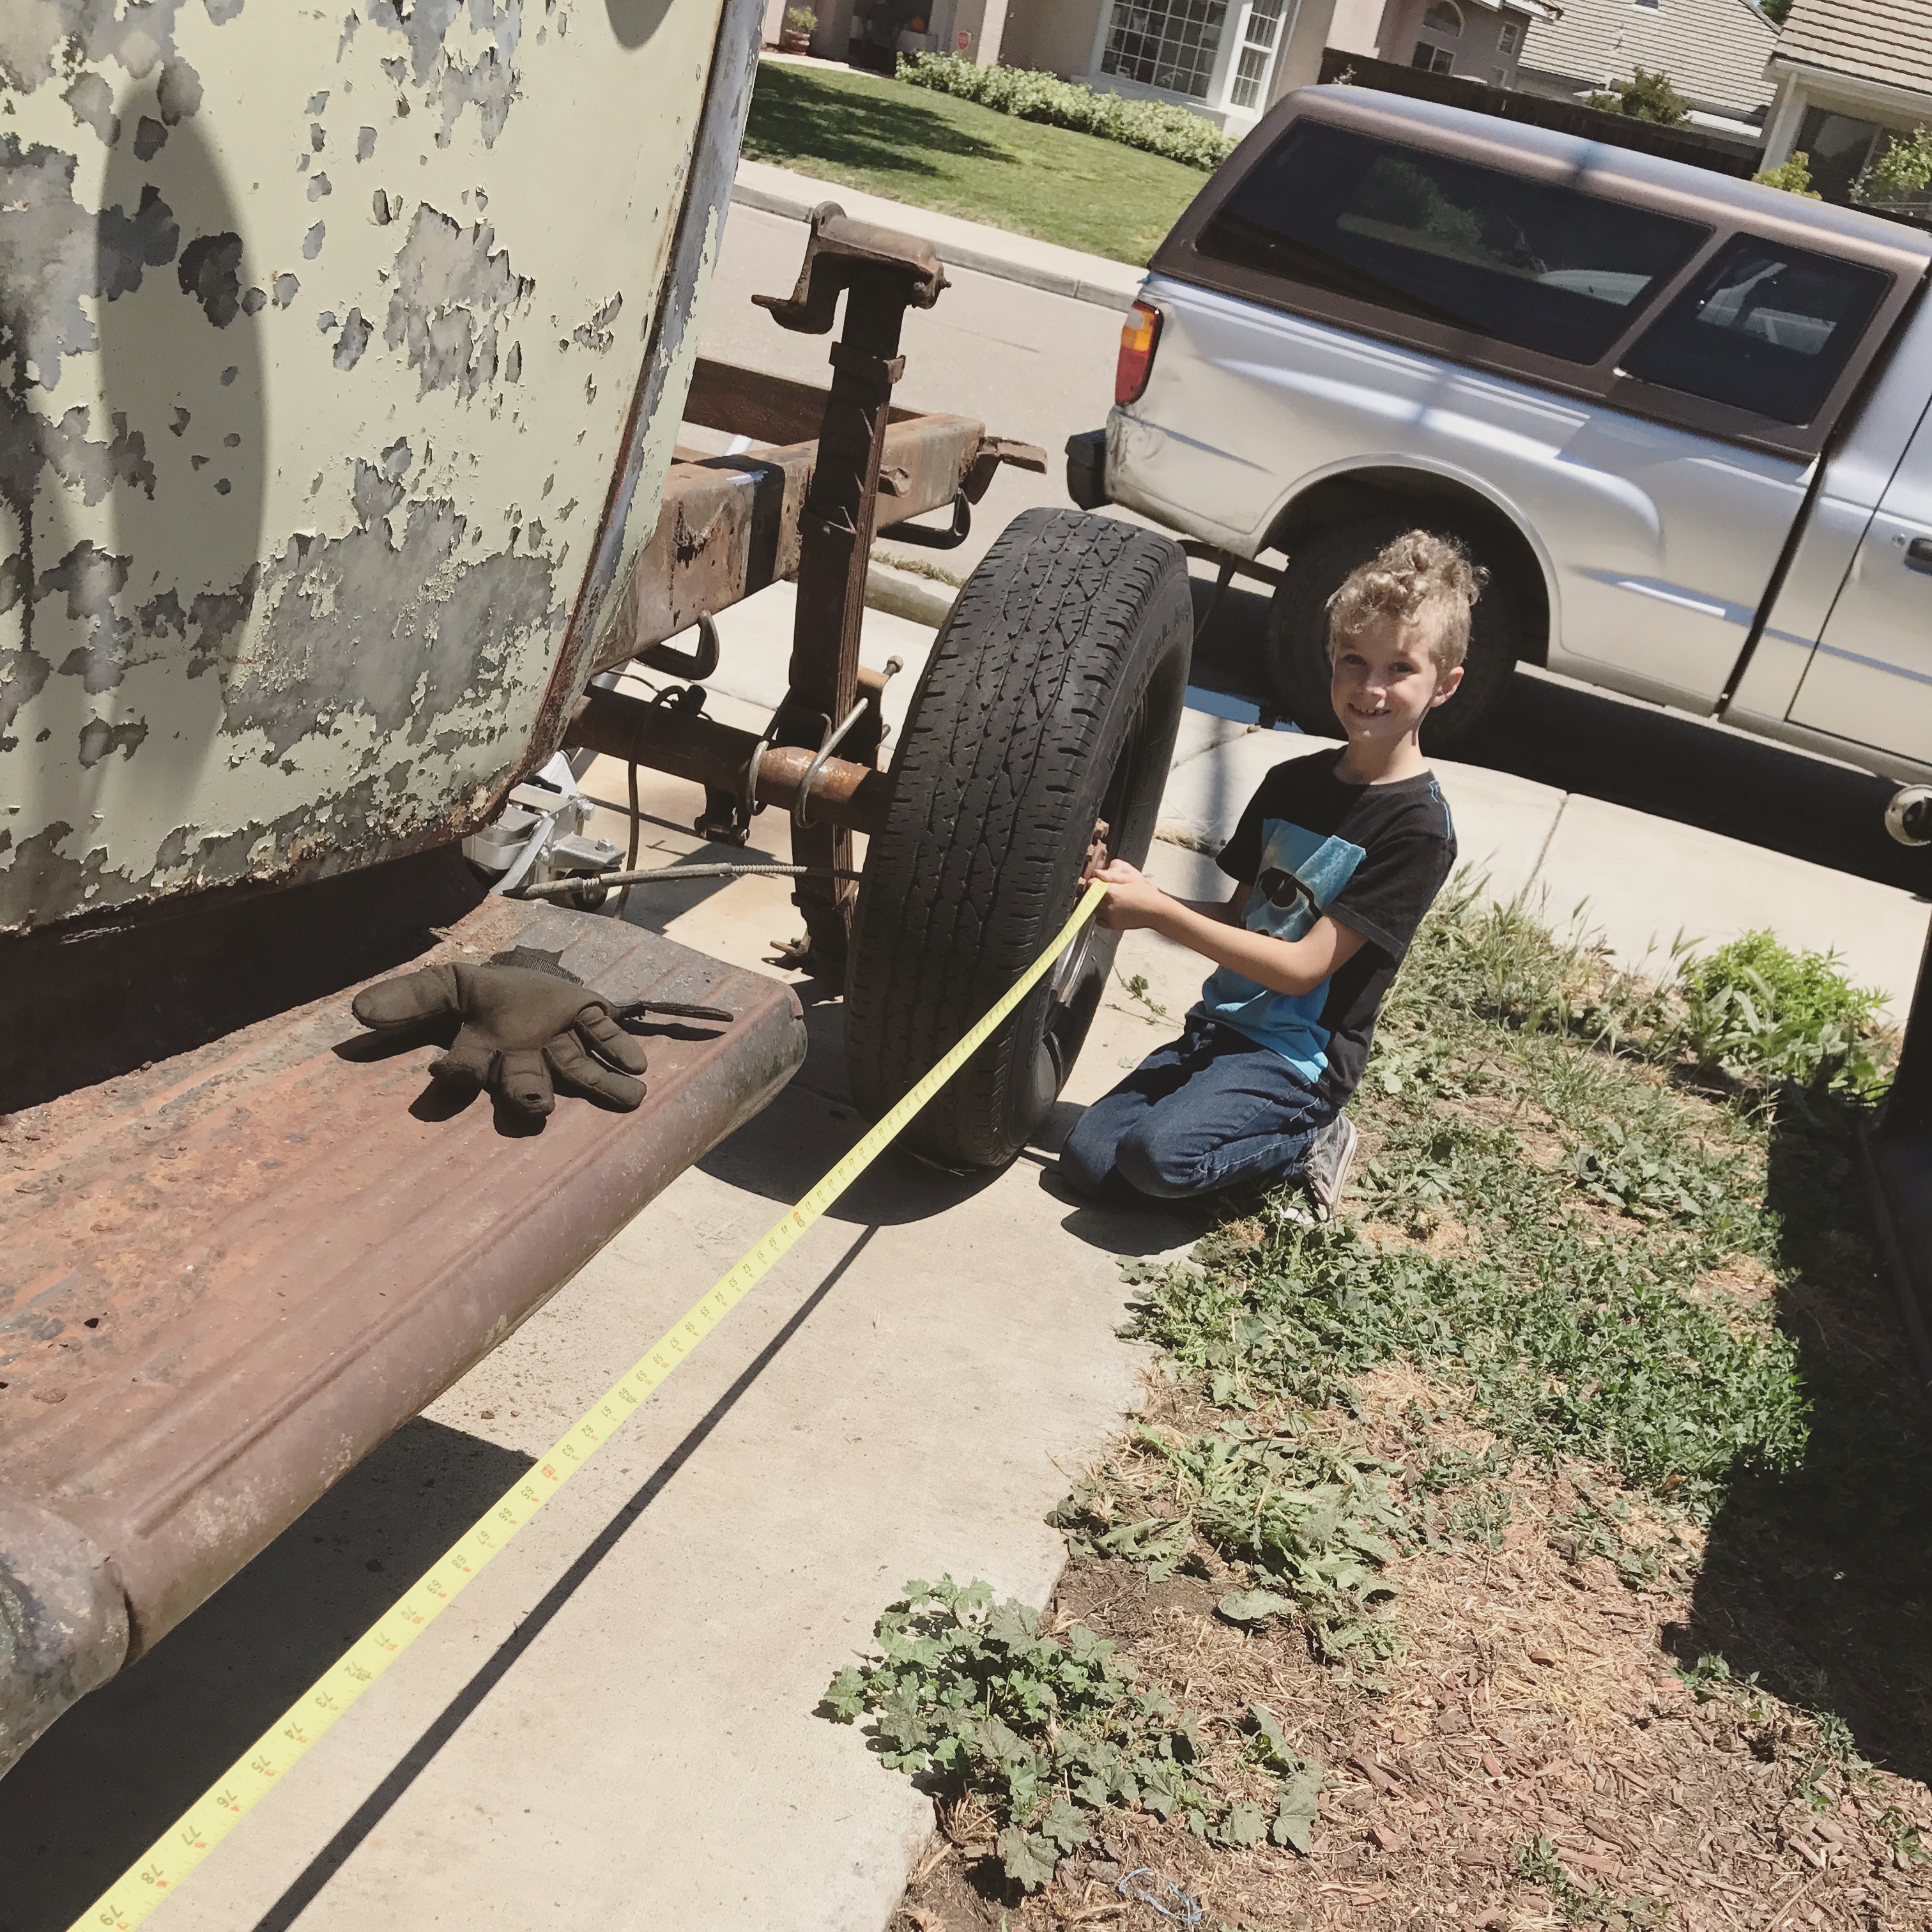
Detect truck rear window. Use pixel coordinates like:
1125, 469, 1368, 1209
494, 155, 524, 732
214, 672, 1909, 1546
1197, 123, 1709, 364
1618, 235, 1892, 425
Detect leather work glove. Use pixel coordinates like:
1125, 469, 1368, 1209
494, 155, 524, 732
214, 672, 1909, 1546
351, 963, 647, 1117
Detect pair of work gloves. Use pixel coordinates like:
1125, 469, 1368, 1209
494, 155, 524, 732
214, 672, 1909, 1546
351, 962, 648, 1119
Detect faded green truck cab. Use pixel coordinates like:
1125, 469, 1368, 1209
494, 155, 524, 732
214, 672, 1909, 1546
1, 0, 758, 933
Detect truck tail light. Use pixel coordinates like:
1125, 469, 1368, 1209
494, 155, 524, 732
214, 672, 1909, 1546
1115, 300, 1162, 406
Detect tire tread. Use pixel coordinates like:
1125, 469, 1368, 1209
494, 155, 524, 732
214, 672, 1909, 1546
846, 508, 1191, 1165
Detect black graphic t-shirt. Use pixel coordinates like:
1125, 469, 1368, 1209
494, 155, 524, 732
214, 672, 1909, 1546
1197, 747, 1457, 1107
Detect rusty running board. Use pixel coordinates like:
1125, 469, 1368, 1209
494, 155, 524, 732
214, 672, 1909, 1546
0, 891, 804, 1774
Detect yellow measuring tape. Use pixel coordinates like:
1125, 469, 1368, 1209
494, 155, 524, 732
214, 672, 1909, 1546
73, 880, 1107, 1931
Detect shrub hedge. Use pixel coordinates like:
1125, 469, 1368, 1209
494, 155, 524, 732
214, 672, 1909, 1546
897, 52, 1237, 171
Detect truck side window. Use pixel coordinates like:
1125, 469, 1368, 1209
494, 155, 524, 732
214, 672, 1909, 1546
1197, 123, 1709, 364
1619, 235, 1893, 425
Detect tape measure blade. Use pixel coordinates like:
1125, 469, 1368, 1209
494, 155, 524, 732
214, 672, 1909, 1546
64, 882, 1103, 1932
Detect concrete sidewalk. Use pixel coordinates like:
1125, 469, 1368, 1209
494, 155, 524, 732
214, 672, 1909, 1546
732, 157, 1146, 312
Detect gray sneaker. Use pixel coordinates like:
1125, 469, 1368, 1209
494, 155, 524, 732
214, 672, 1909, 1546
1301, 1112, 1358, 1223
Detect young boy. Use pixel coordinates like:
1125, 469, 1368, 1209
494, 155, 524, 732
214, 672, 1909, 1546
1059, 529, 1471, 1216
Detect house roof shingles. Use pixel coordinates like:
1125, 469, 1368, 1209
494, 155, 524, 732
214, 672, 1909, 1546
1517, 0, 1779, 117
1772, 0, 1932, 96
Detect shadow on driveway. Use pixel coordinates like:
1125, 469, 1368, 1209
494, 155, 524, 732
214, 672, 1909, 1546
0, 1421, 532, 1932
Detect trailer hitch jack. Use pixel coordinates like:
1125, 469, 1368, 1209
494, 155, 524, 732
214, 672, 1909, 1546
755, 203, 948, 972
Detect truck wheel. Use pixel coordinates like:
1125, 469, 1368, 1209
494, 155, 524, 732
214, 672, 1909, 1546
846, 508, 1192, 1169
1264, 516, 1521, 753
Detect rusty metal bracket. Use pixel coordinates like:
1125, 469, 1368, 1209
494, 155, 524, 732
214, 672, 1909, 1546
600, 398, 988, 676
880, 490, 971, 551
640, 614, 722, 682
961, 434, 1049, 502
755, 204, 956, 970
753, 202, 947, 335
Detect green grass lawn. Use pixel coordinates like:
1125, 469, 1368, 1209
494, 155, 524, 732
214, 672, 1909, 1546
740, 61, 1210, 266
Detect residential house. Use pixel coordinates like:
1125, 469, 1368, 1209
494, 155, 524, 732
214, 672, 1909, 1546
1510, 0, 1777, 148
804, 0, 1342, 135
1759, 0, 1932, 204
1325, 0, 1556, 91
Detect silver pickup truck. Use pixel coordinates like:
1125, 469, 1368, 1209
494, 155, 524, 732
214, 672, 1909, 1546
1071, 86, 1932, 843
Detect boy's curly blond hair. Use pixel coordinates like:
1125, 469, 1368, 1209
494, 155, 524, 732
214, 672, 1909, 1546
1326, 529, 1483, 674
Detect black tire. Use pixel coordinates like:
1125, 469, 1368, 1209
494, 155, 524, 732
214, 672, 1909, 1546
845, 509, 1193, 1169
1264, 514, 1521, 754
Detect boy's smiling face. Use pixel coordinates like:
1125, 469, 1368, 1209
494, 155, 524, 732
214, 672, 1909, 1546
1330, 614, 1464, 749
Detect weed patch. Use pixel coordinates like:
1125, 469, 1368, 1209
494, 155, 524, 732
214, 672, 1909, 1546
823, 1576, 1320, 1890
1515, 1832, 1664, 1928
1677, 928, 1890, 1101
875, 889, 1928, 1931
1052, 1422, 1409, 1663
1128, 1216, 1808, 1514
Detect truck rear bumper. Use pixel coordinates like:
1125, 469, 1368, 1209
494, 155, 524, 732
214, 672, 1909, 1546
1066, 428, 1109, 511
0, 870, 804, 1773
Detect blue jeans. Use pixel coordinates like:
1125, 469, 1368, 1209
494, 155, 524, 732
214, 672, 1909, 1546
1059, 1017, 1335, 1202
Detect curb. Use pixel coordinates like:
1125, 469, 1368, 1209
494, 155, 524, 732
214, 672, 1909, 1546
864, 559, 956, 627
729, 178, 1142, 313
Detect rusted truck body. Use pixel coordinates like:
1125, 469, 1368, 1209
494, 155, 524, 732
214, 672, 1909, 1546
0, 0, 1183, 1788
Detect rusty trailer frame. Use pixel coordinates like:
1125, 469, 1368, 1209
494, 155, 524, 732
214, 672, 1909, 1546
576, 204, 1045, 964
0, 206, 1043, 1775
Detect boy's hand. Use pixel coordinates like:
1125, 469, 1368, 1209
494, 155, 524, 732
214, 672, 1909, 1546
1088, 858, 1170, 932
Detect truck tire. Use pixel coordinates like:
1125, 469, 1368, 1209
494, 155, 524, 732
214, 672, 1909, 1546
1264, 515, 1520, 753
846, 508, 1192, 1169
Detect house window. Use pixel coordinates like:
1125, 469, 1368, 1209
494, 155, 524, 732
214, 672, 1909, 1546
1795, 106, 1885, 204
1411, 41, 1455, 72
1229, 0, 1286, 109
1101, 0, 1227, 100
1423, 1, 1464, 33
1497, 20, 1521, 56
